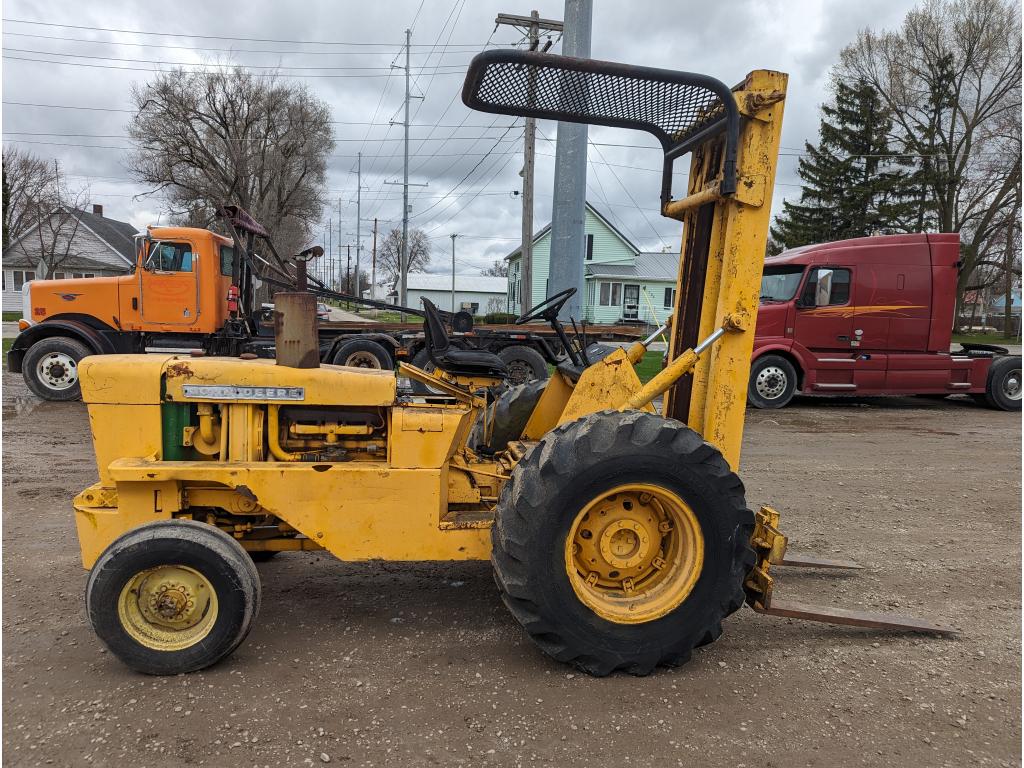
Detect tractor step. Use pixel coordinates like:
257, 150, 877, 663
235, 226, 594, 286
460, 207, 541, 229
745, 506, 956, 636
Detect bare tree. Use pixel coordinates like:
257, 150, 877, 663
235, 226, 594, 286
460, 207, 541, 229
837, 0, 1022, 327
2, 147, 57, 245
126, 66, 335, 257
377, 227, 431, 282
481, 258, 509, 277
2, 150, 92, 277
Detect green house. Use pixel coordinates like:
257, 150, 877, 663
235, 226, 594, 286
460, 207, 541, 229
505, 202, 678, 325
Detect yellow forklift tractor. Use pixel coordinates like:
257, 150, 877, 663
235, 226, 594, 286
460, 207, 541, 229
74, 51, 952, 677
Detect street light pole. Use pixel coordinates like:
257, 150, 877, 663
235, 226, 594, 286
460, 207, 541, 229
450, 233, 458, 313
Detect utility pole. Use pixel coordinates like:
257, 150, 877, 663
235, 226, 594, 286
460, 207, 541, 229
372, 217, 378, 301
385, 31, 426, 316
346, 244, 352, 296
354, 152, 362, 298
450, 233, 458, 312
402, 29, 411, 309
496, 11, 564, 316
548, 0, 591, 320
327, 217, 332, 287
337, 198, 343, 291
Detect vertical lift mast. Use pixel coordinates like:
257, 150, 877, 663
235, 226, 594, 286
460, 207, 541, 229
464, 50, 951, 634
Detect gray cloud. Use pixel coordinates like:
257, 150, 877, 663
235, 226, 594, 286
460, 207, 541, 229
2, 0, 921, 275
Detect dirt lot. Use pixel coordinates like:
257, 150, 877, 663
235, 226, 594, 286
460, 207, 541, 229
2, 371, 1020, 768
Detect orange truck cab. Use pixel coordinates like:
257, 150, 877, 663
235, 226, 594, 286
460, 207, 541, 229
9, 226, 237, 400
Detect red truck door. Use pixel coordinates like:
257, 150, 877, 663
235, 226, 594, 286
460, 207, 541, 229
792, 266, 858, 391
793, 266, 855, 349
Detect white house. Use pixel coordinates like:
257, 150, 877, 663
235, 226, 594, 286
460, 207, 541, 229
505, 202, 679, 325
385, 274, 509, 316
2, 204, 138, 313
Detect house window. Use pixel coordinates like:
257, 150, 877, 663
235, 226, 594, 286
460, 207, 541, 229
586, 234, 594, 261
71, 273, 96, 279
663, 287, 676, 307
13, 271, 35, 290
53, 272, 65, 280
1, 272, 5, 291
599, 282, 622, 306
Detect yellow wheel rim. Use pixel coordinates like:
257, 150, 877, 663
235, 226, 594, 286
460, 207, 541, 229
564, 483, 704, 624
117, 565, 219, 651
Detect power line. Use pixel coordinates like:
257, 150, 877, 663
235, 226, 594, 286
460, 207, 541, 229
1, 130, 521, 143
2, 47, 472, 72
1, 17, 491, 47
411, 125, 523, 219
1, 103, 519, 131
1, 54, 467, 78
1, 30, 486, 56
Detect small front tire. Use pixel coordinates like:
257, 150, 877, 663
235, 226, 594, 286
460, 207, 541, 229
86, 520, 261, 675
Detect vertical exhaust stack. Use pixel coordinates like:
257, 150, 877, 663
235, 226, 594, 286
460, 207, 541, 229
274, 293, 320, 368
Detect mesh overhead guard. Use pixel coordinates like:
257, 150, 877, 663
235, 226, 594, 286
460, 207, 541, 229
461, 49, 740, 202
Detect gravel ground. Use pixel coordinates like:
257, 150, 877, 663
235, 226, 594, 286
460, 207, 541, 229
2, 372, 1020, 768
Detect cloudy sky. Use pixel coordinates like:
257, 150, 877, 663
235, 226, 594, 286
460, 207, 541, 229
2, 0, 921, 279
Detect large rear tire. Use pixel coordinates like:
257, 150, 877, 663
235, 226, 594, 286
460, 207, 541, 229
86, 520, 261, 675
491, 410, 754, 676
22, 336, 92, 401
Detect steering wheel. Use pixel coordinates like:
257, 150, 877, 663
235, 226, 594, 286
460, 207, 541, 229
515, 287, 577, 324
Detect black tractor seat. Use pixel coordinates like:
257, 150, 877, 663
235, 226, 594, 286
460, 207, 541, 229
421, 298, 508, 378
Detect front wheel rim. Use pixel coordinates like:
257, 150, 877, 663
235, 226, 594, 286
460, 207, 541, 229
1001, 368, 1022, 401
755, 365, 787, 399
564, 483, 704, 624
117, 565, 219, 651
37, 351, 78, 390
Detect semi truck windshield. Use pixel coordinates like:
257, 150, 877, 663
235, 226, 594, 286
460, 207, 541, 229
760, 265, 804, 302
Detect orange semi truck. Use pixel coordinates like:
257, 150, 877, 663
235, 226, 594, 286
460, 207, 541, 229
9, 226, 248, 400
8, 214, 584, 400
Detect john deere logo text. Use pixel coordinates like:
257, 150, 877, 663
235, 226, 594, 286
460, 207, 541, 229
181, 385, 304, 401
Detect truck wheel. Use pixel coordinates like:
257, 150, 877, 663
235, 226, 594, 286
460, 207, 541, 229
748, 354, 797, 409
332, 339, 391, 370
974, 356, 1022, 411
409, 349, 446, 395
473, 378, 547, 454
497, 345, 549, 386
22, 336, 92, 401
491, 410, 754, 676
86, 519, 261, 675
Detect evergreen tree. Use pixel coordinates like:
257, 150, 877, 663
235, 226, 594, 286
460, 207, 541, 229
771, 78, 917, 250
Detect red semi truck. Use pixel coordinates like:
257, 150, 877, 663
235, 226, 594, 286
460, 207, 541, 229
749, 232, 1021, 411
